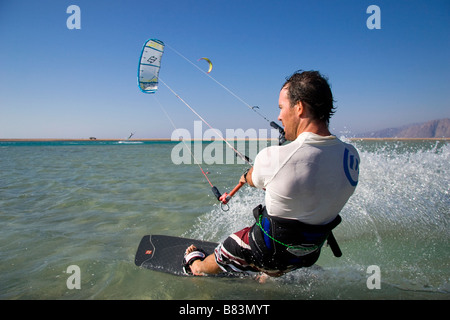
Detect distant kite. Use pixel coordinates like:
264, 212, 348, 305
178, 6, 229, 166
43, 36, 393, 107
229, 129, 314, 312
198, 57, 213, 73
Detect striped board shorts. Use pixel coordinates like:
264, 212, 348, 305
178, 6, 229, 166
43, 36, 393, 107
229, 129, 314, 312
213, 215, 324, 275
214, 226, 260, 274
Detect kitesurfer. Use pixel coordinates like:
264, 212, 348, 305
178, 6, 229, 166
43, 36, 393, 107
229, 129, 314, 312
183, 70, 360, 278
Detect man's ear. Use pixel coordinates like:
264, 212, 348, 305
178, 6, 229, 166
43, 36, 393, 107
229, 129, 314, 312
297, 101, 312, 118
295, 101, 304, 117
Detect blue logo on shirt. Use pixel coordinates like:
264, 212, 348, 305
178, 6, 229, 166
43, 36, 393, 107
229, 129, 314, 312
343, 148, 359, 186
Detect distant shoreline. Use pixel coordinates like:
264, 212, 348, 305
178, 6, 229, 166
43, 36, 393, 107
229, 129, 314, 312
348, 137, 449, 141
0, 138, 175, 142
0, 138, 171, 142
0, 138, 448, 142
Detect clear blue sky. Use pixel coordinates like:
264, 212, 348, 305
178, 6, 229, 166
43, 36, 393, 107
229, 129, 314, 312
0, 0, 449, 139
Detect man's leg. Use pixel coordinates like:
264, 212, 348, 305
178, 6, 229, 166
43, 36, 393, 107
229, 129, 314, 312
186, 226, 261, 276
186, 245, 221, 276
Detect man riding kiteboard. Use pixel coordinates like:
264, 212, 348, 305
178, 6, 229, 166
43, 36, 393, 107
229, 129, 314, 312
183, 70, 360, 278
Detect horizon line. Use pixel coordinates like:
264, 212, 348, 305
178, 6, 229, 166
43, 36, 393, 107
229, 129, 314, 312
1, 138, 449, 142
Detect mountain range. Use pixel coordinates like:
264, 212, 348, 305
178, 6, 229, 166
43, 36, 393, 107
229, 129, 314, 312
356, 118, 450, 138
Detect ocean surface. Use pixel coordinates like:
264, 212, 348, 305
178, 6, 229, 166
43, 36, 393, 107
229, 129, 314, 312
0, 139, 448, 300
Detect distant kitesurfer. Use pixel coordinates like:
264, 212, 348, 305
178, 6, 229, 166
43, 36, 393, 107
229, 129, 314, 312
183, 70, 360, 278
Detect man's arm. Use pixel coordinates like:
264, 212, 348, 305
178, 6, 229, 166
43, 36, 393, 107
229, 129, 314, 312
239, 167, 255, 187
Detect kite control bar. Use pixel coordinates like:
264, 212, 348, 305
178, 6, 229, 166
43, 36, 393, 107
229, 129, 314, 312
218, 182, 245, 204
211, 186, 223, 202
211, 181, 246, 211
211, 186, 229, 211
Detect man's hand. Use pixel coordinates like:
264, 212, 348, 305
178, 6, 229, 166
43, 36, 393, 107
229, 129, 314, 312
240, 167, 255, 187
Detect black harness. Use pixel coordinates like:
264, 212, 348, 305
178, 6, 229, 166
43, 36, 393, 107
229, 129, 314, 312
249, 205, 342, 272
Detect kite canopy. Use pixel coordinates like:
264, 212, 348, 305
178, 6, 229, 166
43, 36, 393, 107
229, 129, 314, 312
198, 57, 213, 73
138, 39, 165, 94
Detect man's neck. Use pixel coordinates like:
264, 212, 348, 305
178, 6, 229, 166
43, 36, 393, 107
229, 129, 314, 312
296, 119, 331, 137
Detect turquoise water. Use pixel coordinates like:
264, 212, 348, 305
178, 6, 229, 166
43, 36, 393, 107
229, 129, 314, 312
0, 139, 448, 299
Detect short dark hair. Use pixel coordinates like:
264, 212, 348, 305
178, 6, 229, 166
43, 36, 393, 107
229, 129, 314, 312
282, 70, 336, 124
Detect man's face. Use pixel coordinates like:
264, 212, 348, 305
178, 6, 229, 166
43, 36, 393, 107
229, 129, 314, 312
277, 87, 299, 141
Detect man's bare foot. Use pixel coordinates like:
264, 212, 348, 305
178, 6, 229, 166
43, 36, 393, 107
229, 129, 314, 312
255, 273, 269, 283
185, 244, 197, 255
184, 245, 222, 276
184, 245, 203, 275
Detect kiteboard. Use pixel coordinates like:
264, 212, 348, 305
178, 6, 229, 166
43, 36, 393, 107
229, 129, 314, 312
134, 235, 244, 277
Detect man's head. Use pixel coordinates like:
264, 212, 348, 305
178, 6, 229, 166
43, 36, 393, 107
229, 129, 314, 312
278, 70, 335, 140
